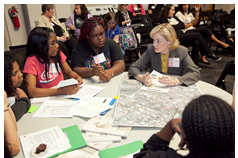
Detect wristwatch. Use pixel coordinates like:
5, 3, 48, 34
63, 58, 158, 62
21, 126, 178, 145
174, 79, 177, 86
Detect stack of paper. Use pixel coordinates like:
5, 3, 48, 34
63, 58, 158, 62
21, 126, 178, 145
20, 125, 87, 158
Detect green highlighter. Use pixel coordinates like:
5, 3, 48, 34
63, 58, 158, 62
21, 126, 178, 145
99, 140, 143, 158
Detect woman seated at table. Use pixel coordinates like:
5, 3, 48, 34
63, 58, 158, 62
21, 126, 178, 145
129, 4, 145, 16
71, 17, 125, 82
116, 4, 133, 27
23, 27, 83, 98
36, 4, 77, 63
4, 53, 30, 121
103, 12, 125, 56
175, 4, 233, 55
158, 4, 221, 65
4, 90, 20, 157
133, 95, 235, 158
66, 4, 92, 39
128, 23, 200, 87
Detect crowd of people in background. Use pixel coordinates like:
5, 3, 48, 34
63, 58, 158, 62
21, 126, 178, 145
4, 4, 235, 158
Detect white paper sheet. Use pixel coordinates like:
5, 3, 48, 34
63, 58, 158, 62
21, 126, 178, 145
64, 85, 105, 100
32, 100, 78, 118
74, 100, 112, 118
58, 78, 78, 88
7, 97, 15, 106
19, 125, 71, 158
31, 96, 49, 103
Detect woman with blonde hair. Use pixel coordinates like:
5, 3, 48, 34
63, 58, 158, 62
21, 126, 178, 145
129, 23, 200, 87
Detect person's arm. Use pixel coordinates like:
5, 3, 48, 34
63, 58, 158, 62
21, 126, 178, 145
175, 12, 193, 29
113, 35, 119, 43
191, 5, 201, 26
140, 4, 145, 15
25, 73, 79, 98
4, 91, 20, 156
66, 15, 75, 30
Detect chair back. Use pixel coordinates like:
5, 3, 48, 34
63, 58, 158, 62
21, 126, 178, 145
215, 60, 235, 90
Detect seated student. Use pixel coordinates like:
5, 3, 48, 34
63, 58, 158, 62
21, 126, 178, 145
147, 4, 164, 17
36, 4, 77, 63
159, 4, 221, 65
71, 17, 125, 82
4, 90, 20, 156
23, 27, 83, 98
129, 23, 200, 87
116, 4, 133, 27
4, 53, 31, 122
129, 4, 145, 16
133, 95, 235, 158
176, 4, 233, 55
66, 4, 92, 39
103, 12, 125, 56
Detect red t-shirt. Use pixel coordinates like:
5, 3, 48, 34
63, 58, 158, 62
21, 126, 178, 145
23, 51, 66, 89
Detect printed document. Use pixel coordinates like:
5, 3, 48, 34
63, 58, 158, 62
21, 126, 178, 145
19, 125, 71, 158
58, 78, 78, 88
32, 100, 78, 118
30, 96, 49, 103
64, 85, 105, 100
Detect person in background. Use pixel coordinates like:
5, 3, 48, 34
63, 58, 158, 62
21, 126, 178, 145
133, 95, 235, 158
176, 4, 233, 55
36, 4, 77, 63
158, 4, 221, 65
4, 53, 31, 122
116, 4, 133, 27
103, 12, 125, 56
71, 17, 125, 82
4, 90, 20, 156
129, 23, 200, 87
147, 4, 164, 17
129, 4, 145, 16
23, 27, 83, 98
66, 4, 92, 39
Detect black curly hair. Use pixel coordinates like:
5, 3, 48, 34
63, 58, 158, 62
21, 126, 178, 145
4, 53, 28, 96
182, 95, 235, 158
158, 4, 174, 22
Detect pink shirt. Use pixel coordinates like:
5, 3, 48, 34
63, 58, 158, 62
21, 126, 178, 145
23, 51, 66, 89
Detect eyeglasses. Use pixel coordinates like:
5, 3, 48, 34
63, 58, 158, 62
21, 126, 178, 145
88, 32, 105, 39
108, 22, 116, 25
49, 41, 59, 46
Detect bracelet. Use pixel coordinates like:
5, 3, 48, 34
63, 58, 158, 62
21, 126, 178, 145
7, 103, 10, 107
174, 79, 178, 86
4, 109, 9, 112
109, 69, 114, 77
195, 13, 200, 16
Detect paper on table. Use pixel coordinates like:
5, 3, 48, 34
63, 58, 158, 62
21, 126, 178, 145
31, 96, 49, 103
7, 97, 15, 106
99, 140, 143, 158
74, 100, 112, 118
58, 78, 78, 88
32, 100, 78, 118
64, 85, 105, 100
19, 125, 71, 158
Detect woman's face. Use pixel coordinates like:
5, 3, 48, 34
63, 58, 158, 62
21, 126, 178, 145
48, 33, 59, 58
182, 4, 189, 12
46, 7, 54, 18
121, 4, 129, 12
11, 61, 23, 88
75, 5, 82, 15
107, 19, 116, 29
152, 32, 171, 54
87, 25, 106, 48
168, 6, 175, 17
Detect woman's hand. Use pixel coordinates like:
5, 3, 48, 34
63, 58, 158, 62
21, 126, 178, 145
158, 75, 175, 86
148, 9, 152, 14
194, 4, 200, 12
99, 69, 112, 82
15, 88, 28, 99
92, 64, 104, 76
70, 25, 75, 30
60, 36, 67, 42
142, 72, 156, 86
170, 118, 182, 135
76, 76, 83, 86
59, 85, 80, 95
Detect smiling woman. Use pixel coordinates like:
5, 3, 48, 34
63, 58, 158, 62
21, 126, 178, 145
71, 17, 125, 82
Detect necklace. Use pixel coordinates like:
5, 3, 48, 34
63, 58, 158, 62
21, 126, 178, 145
161, 53, 169, 62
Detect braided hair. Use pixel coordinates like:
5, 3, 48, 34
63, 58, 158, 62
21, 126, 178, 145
77, 17, 104, 42
182, 95, 235, 158
4, 53, 28, 96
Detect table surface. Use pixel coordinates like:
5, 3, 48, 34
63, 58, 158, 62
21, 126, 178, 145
14, 73, 232, 158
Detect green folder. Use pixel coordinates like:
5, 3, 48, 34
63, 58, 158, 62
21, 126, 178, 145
99, 140, 144, 158
49, 125, 87, 157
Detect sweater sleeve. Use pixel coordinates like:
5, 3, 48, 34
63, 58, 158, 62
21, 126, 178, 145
140, 4, 145, 15
66, 14, 73, 28
11, 97, 31, 122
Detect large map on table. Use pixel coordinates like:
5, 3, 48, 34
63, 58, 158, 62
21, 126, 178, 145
113, 73, 202, 127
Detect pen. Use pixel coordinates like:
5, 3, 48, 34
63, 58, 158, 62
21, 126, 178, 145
103, 99, 107, 103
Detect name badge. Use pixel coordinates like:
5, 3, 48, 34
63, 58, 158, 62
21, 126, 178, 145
49, 22, 54, 26
50, 63, 59, 74
168, 58, 180, 67
93, 53, 106, 64
151, 6, 155, 9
